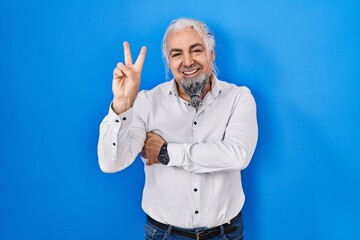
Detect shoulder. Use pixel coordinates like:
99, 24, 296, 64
140, 81, 172, 99
134, 81, 172, 109
217, 79, 253, 97
215, 80, 257, 114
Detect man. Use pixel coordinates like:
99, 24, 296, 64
98, 18, 258, 240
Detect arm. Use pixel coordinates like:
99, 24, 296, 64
97, 94, 147, 173
143, 88, 258, 173
168, 88, 258, 173
97, 41, 147, 173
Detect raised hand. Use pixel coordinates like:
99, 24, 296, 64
112, 41, 147, 114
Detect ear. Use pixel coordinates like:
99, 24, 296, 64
211, 49, 215, 62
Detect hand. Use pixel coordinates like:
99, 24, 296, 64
141, 132, 166, 166
112, 41, 147, 114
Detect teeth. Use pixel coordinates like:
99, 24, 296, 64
183, 69, 198, 75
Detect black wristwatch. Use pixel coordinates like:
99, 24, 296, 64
158, 143, 170, 165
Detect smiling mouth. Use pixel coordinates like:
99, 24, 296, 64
182, 68, 200, 76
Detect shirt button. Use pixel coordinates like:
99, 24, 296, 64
195, 210, 199, 214
194, 188, 198, 192
194, 121, 197, 125
115, 119, 119, 123
113, 142, 116, 146
122, 117, 127, 121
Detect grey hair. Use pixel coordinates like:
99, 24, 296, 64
162, 18, 218, 79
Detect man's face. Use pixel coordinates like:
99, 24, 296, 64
166, 28, 214, 83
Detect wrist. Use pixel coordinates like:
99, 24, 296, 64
112, 97, 133, 114
158, 143, 170, 165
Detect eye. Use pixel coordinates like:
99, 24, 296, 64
171, 53, 181, 58
192, 48, 203, 54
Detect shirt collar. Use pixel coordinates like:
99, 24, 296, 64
168, 79, 179, 96
210, 75, 222, 98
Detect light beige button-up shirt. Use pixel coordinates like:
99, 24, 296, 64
98, 76, 258, 228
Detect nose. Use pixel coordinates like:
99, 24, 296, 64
183, 53, 194, 67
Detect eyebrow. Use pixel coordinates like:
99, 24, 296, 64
169, 43, 204, 55
189, 43, 204, 50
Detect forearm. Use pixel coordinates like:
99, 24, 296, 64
97, 106, 144, 173
167, 87, 258, 173
111, 96, 137, 115
167, 135, 257, 173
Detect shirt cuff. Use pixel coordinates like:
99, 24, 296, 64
167, 143, 185, 167
108, 103, 133, 129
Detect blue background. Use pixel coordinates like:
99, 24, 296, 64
1, 0, 359, 239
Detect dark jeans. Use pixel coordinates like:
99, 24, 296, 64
144, 212, 244, 240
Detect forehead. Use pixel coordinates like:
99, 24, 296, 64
166, 28, 205, 51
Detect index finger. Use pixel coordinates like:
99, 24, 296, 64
123, 41, 133, 66
134, 46, 147, 71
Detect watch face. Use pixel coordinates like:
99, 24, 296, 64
158, 143, 169, 165
158, 154, 169, 165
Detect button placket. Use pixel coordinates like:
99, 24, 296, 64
192, 118, 197, 143
192, 174, 201, 225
